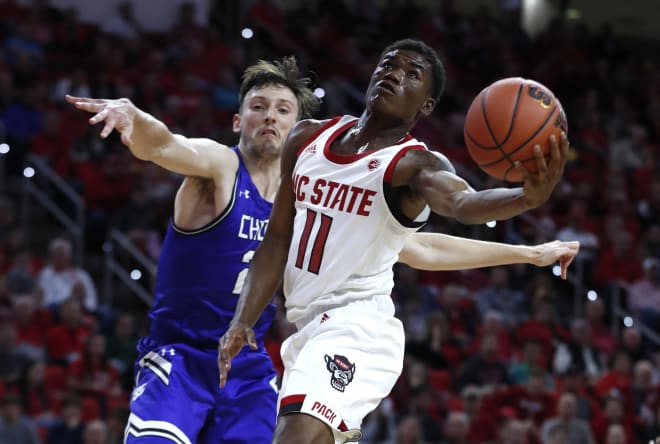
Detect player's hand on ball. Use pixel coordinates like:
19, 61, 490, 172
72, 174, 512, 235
517, 131, 569, 208
218, 323, 258, 388
65, 95, 136, 147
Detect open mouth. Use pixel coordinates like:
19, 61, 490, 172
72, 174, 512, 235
376, 81, 396, 94
261, 129, 277, 137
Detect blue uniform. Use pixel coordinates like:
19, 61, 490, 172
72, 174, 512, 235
126, 146, 278, 444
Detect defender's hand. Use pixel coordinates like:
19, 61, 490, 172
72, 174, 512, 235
516, 132, 569, 208
65, 95, 136, 147
218, 323, 257, 388
530, 240, 580, 279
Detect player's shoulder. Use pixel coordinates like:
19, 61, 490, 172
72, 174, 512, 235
289, 117, 340, 140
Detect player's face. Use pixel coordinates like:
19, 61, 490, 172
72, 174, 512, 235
365, 49, 436, 121
233, 85, 299, 158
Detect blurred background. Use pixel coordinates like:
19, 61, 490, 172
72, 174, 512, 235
1, 0, 660, 443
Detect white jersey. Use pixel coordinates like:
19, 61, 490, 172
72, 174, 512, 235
283, 115, 430, 324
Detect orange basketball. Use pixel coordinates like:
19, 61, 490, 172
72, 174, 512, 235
464, 77, 567, 182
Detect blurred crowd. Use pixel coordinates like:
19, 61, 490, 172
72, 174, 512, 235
1, 0, 660, 443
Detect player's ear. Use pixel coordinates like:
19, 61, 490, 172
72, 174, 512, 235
232, 113, 241, 133
420, 98, 436, 117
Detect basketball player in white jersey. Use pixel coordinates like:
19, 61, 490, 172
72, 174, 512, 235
218, 39, 570, 443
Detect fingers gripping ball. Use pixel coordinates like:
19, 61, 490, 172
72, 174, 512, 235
464, 77, 568, 182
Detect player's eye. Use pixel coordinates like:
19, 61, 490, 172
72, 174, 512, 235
408, 71, 419, 79
278, 107, 290, 114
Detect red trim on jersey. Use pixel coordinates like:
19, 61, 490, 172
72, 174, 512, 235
339, 420, 348, 432
296, 116, 342, 157
323, 121, 416, 164
383, 145, 427, 183
280, 394, 307, 408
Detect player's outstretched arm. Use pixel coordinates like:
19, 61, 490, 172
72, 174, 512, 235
217, 120, 319, 388
65, 95, 235, 179
399, 234, 579, 279
395, 132, 569, 224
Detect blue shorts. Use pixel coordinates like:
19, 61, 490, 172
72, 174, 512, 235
124, 343, 277, 444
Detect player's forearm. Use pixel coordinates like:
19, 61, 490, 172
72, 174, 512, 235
400, 233, 539, 270
452, 187, 532, 224
129, 109, 177, 161
231, 239, 289, 328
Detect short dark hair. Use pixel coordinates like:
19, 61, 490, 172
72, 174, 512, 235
379, 39, 446, 102
239, 56, 321, 120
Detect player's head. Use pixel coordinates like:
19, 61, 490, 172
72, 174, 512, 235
234, 56, 320, 157
365, 39, 445, 123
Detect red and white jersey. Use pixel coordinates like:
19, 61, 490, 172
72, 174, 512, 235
284, 115, 430, 324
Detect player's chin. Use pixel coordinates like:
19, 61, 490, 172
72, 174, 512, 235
255, 140, 282, 158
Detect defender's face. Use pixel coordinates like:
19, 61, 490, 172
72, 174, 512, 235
365, 49, 436, 120
234, 85, 299, 157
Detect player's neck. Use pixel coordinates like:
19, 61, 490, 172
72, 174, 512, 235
352, 113, 412, 150
240, 147, 281, 202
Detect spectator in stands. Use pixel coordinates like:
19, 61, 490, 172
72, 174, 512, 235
620, 326, 647, 363
604, 423, 627, 444
440, 410, 470, 444
405, 311, 451, 370
13, 293, 52, 361
481, 366, 555, 429
468, 310, 514, 362
359, 397, 396, 444
627, 257, 660, 331
554, 365, 595, 422
82, 419, 108, 444
45, 297, 92, 365
0, 320, 31, 385
457, 331, 510, 391
631, 360, 659, 440
46, 393, 84, 444
553, 318, 603, 381
37, 237, 97, 313
540, 392, 594, 444
394, 414, 426, 444
476, 267, 527, 327
16, 359, 57, 427
591, 393, 636, 444
66, 333, 122, 419
508, 338, 551, 387
100, 1, 142, 41
0, 392, 41, 444
594, 229, 643, 287
556, 199, 600, 267
584, 298, 617, 357
104, 312, 138, 391
460, 385, 499, 443
594, 349, 633, 407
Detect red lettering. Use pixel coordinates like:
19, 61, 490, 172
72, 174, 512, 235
345, 186, 363, 213
329, 184, 349, 211
295, 175, 309, 202
311, 179, 325, 205
322, 181, 340, 207
357, 189, 376, 216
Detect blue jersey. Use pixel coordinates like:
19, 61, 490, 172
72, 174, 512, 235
141, 146, 276, 351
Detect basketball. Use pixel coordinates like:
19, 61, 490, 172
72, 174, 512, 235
464, 77, 567, 182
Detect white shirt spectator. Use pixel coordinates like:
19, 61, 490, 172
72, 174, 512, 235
37, 237, 98, 311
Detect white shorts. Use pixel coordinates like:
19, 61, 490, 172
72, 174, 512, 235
277, 295, 405, 443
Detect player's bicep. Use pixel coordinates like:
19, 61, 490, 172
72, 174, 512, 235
154, 136, 237, 179
413, 165, 476, 219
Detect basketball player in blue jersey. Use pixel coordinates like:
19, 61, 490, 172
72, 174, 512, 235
218, 40, 570, 444
68, 54, 577, 443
